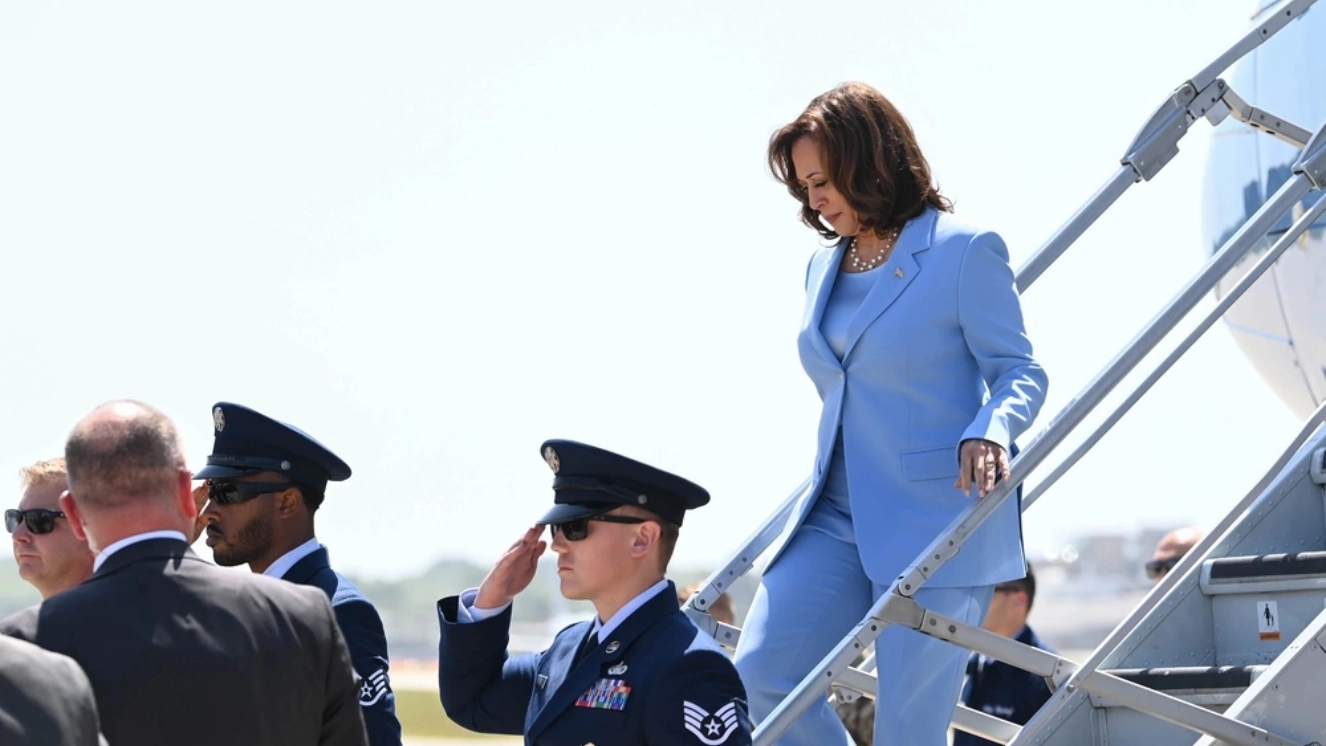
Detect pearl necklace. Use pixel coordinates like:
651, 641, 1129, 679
847, 226, 902, 272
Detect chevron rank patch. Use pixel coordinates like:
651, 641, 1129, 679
575, 678, 631, 710
359, 667, 391, 707
683, 700, 740, 745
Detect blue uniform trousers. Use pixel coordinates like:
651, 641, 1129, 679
734, 464, 994, 746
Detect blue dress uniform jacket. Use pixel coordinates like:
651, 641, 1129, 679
286, 547, 402, 746
437, 582, 752, 746
771, 206, 1048, 588
954, 625, 1054, 746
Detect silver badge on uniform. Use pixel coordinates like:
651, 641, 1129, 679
544, 446, 560, 474
607, 662, 628, 676
604, 640, 620, 654
213, 406, 226, 432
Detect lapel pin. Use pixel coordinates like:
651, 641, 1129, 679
895, 267, 905, 278
537, 674, 549, 689
607, 662, 628, 676
604, 641, 620, 654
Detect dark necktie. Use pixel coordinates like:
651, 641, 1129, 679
573, 630, 599, 667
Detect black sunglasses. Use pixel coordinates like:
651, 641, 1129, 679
5, 508, 67, 535
206, 481, 297, 506
549, 514, 650, 542
1145, 556, 1181, 580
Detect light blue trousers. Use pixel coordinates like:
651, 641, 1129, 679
734, 483, 994, 746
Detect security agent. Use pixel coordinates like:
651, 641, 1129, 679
9, 457, 95, 599
0, 400, 366, 746
437, 439, 753, 746
196, 402, 402, 746
955, 565, 1053, 746
0, 635, 104, 745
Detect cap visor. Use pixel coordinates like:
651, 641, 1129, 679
192, 464, 262, 480
537, 502, 614, 525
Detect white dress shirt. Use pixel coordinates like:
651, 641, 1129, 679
93, 530, 189, 573
263, 537, 323, 579
584, 578, 670, 641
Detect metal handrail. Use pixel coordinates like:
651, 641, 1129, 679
1018, 400, 1326, 740
1014, 0, 1317, 290
674, 2, 1324, 742
682, 0, 1320, 638
752, 114, 1326, 745
1022, 190, 1326, 509
892, 133, 1321, 599
806, 147, 1326, 746
681, 478, 808, 635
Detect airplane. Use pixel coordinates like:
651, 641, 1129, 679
1202, 0, 1325, 418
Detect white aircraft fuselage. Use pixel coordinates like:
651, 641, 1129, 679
1201, 2, 1326, 418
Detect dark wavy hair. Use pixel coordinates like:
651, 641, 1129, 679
768, 82, 952, 241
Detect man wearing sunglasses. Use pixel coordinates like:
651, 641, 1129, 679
1147, 526, 1203, 584
0, 399, 367, 746
9, 458, 95, 598
195, 401, 400, 746
438, 439, 752, 746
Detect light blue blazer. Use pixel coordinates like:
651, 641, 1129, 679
770, 206, 1048, 588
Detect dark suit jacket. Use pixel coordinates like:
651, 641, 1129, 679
0, 538, 368, 746
438, 581, 752, 746
284, 546, 401, 746
0, 635, 104, 746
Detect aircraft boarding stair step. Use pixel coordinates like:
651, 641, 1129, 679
1086, 608, 1326, 746
1201, 551, 1326, 667
1097, 665, 1267, 709
1190, 607, 1326, 746
1079, 553, 1326, 742
1075, 609, 1326, 746
1011, 435, 1326, 746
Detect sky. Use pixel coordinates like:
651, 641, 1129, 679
0, 0, 1308, 581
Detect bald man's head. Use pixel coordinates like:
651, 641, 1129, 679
65, 400, 188, 510
1147, 526, 1203, 583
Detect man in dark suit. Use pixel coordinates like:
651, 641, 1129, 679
438, 439, 752, 746
195, 401, 401, 746
0, 399, 368, 746
0, 635, 104, 745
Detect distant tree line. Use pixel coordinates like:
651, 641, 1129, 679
0, 559, 759, 662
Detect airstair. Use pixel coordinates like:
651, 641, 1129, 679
682, 1, 1326, 743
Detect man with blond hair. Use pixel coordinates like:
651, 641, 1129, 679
0, 399, 368, 746
7, 458, 95, 598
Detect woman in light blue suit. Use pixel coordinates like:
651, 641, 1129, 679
733, 82, 1048, 746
